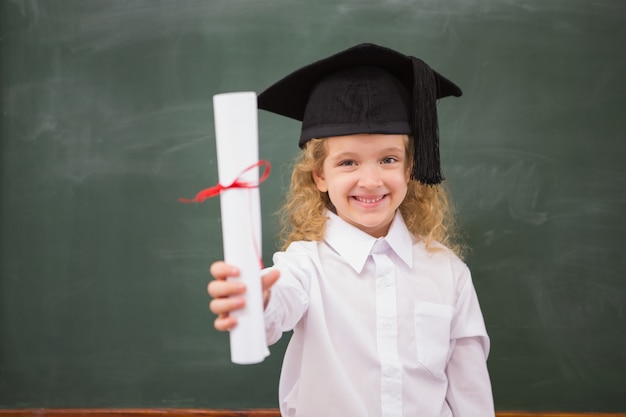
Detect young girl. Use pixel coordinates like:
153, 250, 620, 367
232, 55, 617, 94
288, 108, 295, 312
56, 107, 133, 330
208, 43, 494, 417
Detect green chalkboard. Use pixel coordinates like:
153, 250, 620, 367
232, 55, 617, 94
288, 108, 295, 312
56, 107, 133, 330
1, 0, 625, 412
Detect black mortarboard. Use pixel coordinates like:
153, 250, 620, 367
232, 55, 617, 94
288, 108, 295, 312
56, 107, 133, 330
257, 43, 462, 185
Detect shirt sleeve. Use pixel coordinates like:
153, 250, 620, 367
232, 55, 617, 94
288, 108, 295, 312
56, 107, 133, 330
446, 268, 495, 416
263, 245, 313, 345
446, 337, 495, 416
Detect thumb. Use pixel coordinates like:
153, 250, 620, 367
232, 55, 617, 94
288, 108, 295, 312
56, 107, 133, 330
261, 268, 280, 291
261, 268, 280, 308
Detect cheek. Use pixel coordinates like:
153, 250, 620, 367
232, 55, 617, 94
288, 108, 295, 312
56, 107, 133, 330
394, 174, 410, 199
322, 176, 350, 202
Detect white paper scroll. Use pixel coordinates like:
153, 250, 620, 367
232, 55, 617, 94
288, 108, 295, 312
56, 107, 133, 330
213, 92, 269, 365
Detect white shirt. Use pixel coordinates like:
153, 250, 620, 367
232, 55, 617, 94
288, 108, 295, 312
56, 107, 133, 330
264, 211, 494, 417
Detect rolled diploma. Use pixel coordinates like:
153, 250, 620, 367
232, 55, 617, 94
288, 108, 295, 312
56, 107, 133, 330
213, 92, 269, 364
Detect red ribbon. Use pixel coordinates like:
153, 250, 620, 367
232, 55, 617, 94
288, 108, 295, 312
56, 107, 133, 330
179, 160, 271, 203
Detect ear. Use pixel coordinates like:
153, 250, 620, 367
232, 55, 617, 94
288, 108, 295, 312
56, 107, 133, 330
312, 168, 328, 192
404, 135, 413, 183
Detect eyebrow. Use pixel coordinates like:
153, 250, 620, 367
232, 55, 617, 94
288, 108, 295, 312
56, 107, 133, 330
329, 146, 405, 158
380, 146, 405, 154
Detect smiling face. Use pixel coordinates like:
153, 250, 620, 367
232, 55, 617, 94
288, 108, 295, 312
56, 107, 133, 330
313, 134, 411, 238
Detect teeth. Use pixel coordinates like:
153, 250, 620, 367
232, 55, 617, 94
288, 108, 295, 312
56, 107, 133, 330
355, 195, 384, 203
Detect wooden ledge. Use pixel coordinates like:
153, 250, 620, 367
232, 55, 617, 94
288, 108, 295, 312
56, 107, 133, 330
0, 409, 624, 417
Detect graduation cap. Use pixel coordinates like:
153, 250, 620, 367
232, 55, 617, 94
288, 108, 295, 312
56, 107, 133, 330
257, 43, 462, 185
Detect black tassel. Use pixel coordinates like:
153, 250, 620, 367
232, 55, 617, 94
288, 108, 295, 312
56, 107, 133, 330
411, 58, 443, 185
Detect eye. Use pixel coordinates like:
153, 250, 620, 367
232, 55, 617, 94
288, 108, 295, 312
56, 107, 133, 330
339, 160, 356, 167
381, 157, 398, 165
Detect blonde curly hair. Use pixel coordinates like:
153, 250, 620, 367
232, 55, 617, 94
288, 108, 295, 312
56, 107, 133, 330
277, 137, 465, 258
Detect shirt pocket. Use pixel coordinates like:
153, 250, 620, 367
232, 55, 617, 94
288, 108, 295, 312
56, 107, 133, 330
414, 301, 454, 378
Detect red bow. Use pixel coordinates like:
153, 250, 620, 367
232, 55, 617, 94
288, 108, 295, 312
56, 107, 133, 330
179, 160, 271, 203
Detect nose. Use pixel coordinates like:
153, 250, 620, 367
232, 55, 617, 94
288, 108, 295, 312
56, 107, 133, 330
358, 163, 383, 188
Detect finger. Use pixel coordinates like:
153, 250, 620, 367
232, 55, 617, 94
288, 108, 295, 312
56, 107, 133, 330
214, 314, 238, 332
209, 296, 246, 315
209, 261, 240, 281
208, 279, 246, 298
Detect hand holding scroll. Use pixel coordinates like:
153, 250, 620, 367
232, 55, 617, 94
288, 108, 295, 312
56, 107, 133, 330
208, 262, 280, 332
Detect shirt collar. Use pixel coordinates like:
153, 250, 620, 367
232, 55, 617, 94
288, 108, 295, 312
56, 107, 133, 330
324, 211, 414, 273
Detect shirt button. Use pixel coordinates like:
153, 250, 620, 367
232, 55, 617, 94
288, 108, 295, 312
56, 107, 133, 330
385, 366, 399, 377
382, 320, 392, 329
